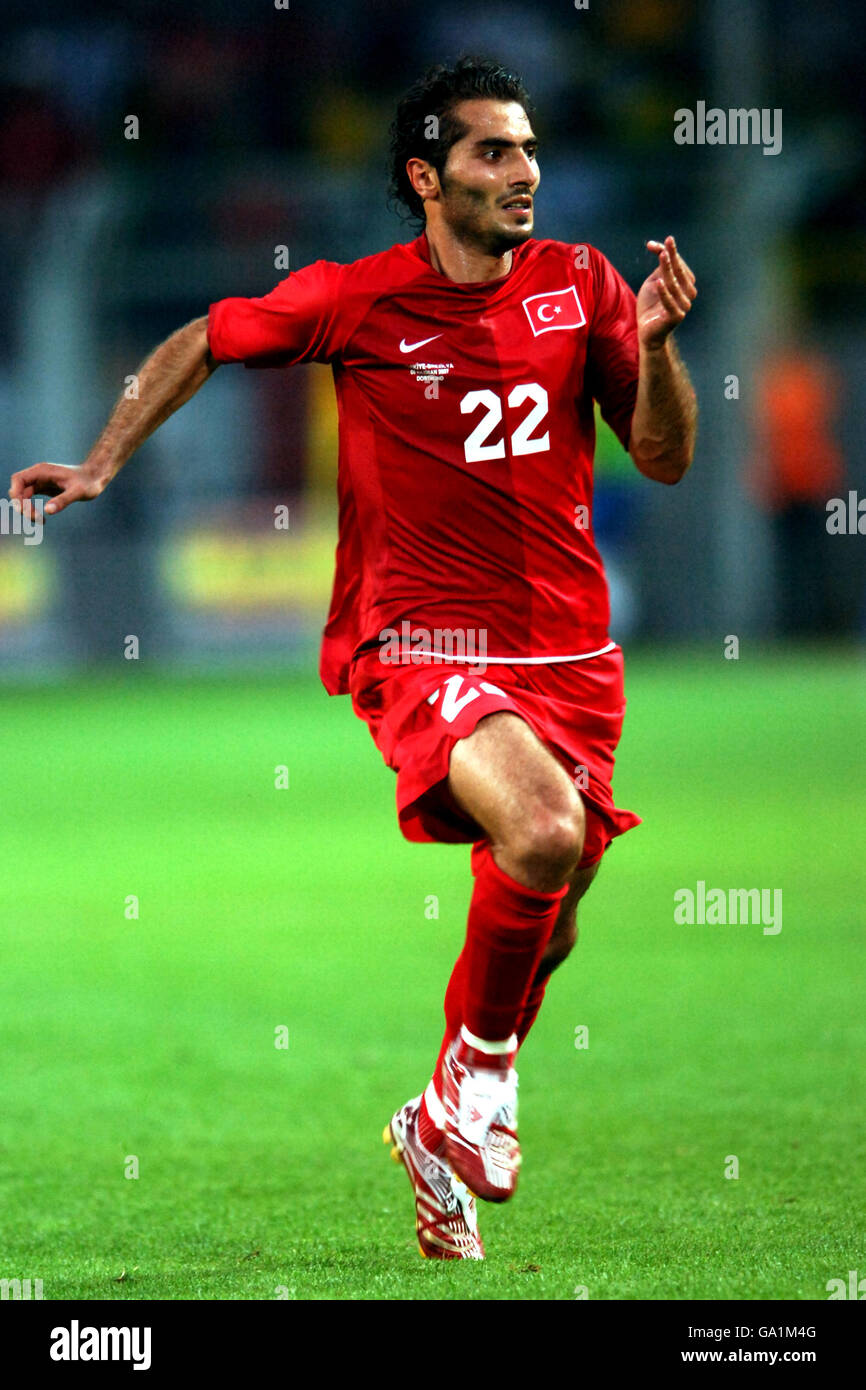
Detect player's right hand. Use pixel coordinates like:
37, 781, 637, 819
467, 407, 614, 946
8, 462, 107, 521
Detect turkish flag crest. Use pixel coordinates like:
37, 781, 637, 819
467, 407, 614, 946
522, 286, 586, 337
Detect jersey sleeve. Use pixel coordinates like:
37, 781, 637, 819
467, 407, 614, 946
584, 249, 640, 450
207, 260, 345, 369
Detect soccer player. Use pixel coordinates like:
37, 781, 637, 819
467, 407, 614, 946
9, 58, 697, 1261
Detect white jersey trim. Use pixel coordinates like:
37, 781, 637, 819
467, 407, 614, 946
406, 640, 618, 665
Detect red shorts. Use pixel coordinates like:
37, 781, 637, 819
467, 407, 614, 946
348, 644, 641, 869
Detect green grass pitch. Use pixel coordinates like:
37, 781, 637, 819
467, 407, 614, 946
0, 647, 863, 1301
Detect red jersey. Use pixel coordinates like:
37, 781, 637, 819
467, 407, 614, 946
207, 232, 639, 694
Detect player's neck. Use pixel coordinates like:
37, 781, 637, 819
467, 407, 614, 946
423, 226, 513, 285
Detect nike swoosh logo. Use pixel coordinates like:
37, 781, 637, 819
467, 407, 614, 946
399, 334, 443, 353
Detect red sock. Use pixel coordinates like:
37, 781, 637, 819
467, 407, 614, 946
431, 946, 467, 1102
430, 843, 567, 1099
515, 976, 548, 1047
461, 841, 567, 1041
431, 950, 549, 1098
431, 843, 489, 1100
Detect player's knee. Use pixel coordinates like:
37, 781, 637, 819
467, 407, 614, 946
510, 795, 585, 888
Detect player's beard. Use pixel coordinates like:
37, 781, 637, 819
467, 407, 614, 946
438, 171, 534, 259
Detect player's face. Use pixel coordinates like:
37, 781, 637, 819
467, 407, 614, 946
437, 100, 540, 257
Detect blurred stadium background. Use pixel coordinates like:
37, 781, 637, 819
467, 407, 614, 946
0, 0, 863, 663
1, 0, 864, 1302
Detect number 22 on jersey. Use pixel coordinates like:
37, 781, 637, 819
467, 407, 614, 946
460, 383, 549, 463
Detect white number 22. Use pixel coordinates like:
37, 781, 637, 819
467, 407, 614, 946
460, 383, 550, 463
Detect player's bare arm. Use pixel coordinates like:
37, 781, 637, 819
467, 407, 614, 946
9, 316, 219, 521
628, 235, 698, 485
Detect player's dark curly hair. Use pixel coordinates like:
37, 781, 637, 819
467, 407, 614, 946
388, 56, 535, 226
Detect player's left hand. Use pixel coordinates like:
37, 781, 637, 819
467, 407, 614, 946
636, 236, 697, 350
